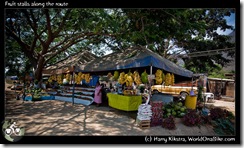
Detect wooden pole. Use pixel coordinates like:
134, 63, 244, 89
148, 64, 153, 103
72, 66, 75, 105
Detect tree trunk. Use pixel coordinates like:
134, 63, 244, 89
34, 56, 45, 81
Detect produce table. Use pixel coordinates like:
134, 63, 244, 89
107, 93, 142, 111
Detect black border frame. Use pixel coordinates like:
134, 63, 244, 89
1, 0, 241, 145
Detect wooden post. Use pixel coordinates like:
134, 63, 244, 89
72, 66, 75, 105
148, 64, 153, 103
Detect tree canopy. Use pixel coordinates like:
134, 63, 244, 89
5, 8, 235, 81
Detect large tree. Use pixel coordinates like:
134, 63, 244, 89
5, 8, 235, 80
5, 9, 119, 81
118, 8, 235, 72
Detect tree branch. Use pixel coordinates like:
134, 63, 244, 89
42, 9, 55, 52
22, 9, 46, 48
5, 26, 37, 67
53, 9, 72, 37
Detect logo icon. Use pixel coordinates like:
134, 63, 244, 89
2, 119, 25, 142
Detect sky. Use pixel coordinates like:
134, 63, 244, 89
217, 12, 236, 35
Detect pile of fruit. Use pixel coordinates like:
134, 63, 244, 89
25, 88, 43, 100
162, 102, 187, 118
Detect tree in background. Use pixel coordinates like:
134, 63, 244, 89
5, 8, 235, 80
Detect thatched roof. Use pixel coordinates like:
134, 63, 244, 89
42, 50, 97, 74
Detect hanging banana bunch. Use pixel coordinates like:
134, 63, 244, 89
141, 70, 148, 84
171, 73, 175, 85
81, 73, 86, 80
57, 74, 63, 85
155, 69, 163, 85
107, 72, 113, 78
165, 73, 172, 86
124, 71, 134, 87
65, 73, 71, 82
125, 74, 133, 87
48, 75, 54, 83
113, 71, 119, 80
85, 73, 92, 83
162, 71, 165, 84
48, 75, 57, 83
118, 72, 126, 85
133, 71, 142, 85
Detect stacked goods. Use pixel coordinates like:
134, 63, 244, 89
123, 90, 136, 95
137, 103, 152, 120
141, 70, 148, 84
132, 71, 142, 85
162, 102, 187, 118
165, 73, 172, 86
150, 101, 163, 126
155, 69, 163, 85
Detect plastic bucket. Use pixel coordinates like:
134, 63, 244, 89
185, 95, 197, 109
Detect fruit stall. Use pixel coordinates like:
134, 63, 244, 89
40, 47, 194, 110
21, 47, 236, 134
76, 47, 194, 112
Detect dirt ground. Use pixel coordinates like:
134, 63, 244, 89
4, 83, 235, 136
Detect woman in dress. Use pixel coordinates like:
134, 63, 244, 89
94, 81, 102, 107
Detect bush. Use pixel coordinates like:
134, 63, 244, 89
162, 115, 176, 130
210, 107, 226, 120
212, 118, 235, 135
182, 109, 202, 127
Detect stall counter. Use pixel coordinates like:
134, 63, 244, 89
107, 93, 142, 111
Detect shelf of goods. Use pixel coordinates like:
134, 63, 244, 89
51, 86, 95, 106
107, 93, 142, 111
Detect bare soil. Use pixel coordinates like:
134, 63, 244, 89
4, 82, 235, 136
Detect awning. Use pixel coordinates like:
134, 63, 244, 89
77, 47, 193, 77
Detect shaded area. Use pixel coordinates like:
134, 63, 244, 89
5, 88, 220, 136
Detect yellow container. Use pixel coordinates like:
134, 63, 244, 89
185, 95, 197, 109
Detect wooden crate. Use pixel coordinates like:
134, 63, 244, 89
136, 118, 150, 129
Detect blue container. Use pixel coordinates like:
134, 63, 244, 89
82, 75, 99, 87
151, 93, 173, 104
41, 96, 55, 100
24, 96, 32, 101
89, 75, 99, 87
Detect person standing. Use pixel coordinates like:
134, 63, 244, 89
94, 82, 102, 107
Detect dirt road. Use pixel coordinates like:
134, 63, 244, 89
4, 82, 235, 136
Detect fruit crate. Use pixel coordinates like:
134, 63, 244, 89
136, 118, 150, 129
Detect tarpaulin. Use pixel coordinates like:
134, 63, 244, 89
77, 47, 193, 77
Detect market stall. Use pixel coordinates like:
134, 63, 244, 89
41, 50, 98, 105
74, 46, 193, 111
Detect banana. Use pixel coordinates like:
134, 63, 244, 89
165, 73, 172, 86
171, 73, 175, 85
118, 72, 126, 84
